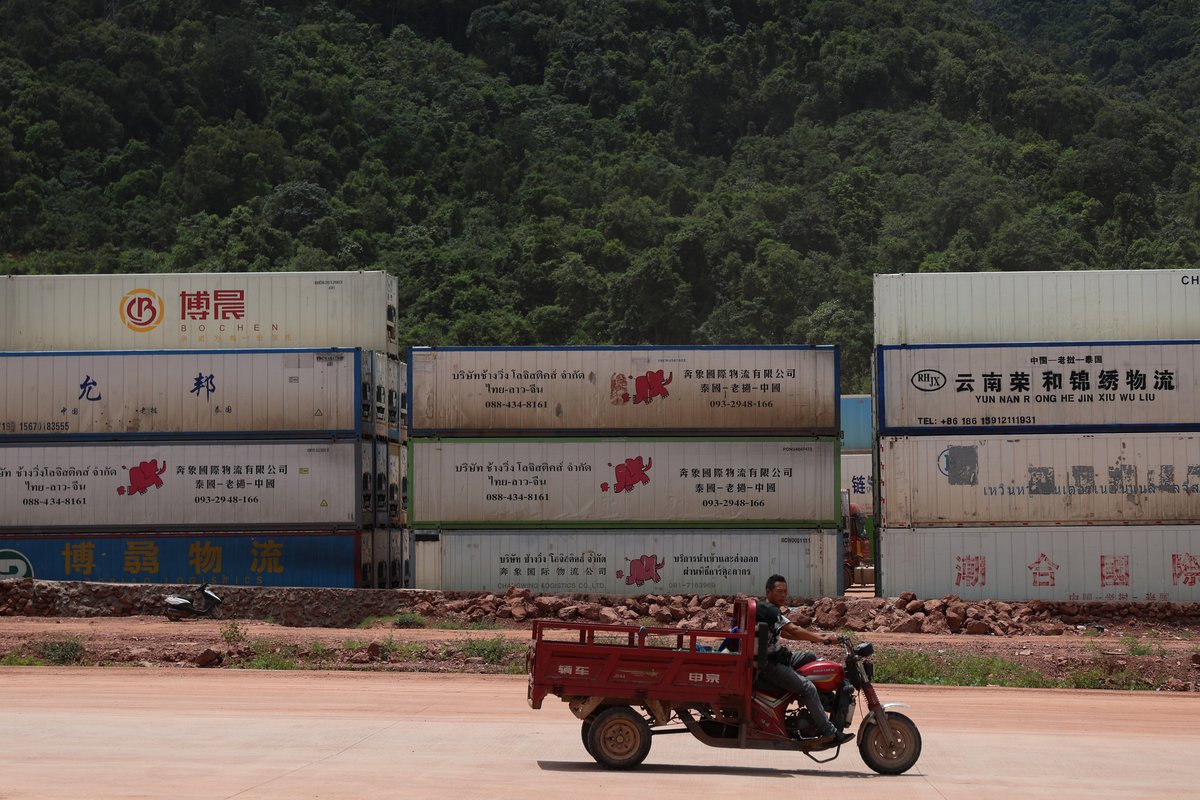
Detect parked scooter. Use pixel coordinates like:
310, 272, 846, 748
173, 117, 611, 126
164, 583, 222, 621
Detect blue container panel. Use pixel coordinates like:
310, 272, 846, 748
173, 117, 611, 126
840, 395, 872, 452
0, 532, 358, 587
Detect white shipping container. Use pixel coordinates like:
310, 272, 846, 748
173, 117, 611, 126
359, 531, 373, 588
371, 352, 390, 438
388, 359, 402, 440
373, 440, 388, 528
408, 346, 838, 434
388, 443, 403, 525
392, 528, 410, 588
0, 441, 359, 531
881, 433, 1200, 527
874, 270, 1200, 346
413, 529, 839, 597
410, 438, 837, 527
841, 452, 875, 514
0, 271, 398, 352
371, 527, 390, 588
880, 526, 1200, 602
359, 350, 375, 432
878, 341, 1200, 433
0, 349, 360, 439
359, 440, 374, 520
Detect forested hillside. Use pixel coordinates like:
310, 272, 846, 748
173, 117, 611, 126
2, 0, 1199, 390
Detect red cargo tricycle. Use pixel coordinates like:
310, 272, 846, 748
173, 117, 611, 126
527, 598, 920, 773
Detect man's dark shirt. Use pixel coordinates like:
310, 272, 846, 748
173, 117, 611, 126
756, 599, 787, 655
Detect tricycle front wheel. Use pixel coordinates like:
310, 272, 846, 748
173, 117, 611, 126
858, 711, 922, 775
587, 706, 652, 770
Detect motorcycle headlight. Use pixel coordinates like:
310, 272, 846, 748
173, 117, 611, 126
854, 642, 875, 659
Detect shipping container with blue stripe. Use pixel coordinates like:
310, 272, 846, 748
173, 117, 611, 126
0, 348, 375, 441
0, 531, 360, 587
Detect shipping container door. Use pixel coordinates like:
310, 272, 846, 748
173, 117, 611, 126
391, 528, 409, 588
359, 351, 374, 433
371, 351, 389, 438
388, 443, 402, 525
360, 440, 374, 521
413, 532, 441, 590
372, 527, 389, 588
360, 530, 374, 588
388, 358, 401, 440
373, 440, 388, 528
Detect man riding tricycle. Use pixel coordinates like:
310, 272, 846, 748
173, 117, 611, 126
526, 576, 921, 773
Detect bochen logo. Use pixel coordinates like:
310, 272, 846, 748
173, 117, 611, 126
0, 549, 34, 579
119, 288, 165, 333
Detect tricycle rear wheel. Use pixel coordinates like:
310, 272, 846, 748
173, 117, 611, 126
580, 716, 595, 756
587, 706, 652, 770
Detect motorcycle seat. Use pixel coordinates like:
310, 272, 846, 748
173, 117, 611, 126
753, 675, 787, 696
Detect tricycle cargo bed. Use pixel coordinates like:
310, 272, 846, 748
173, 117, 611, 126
527, 614, 756, 710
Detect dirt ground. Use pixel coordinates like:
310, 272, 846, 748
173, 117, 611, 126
2, 610, 1199, 690
5, 671, 1198, 800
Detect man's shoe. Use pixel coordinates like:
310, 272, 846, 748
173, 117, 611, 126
810, 729, 855, 746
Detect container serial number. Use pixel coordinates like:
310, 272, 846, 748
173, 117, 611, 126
484, 401, 549, 409
708, 400, 775, 409
7, 422, 72, 432
193, 496, 262, 504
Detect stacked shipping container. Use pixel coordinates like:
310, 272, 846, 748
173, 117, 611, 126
406, 346, 842, 596
839, 395, 875, 585
874, 269, 1200, 602
0, 272, 406, 588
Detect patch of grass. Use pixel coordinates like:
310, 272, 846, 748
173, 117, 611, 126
388, 642, 427, 661
221, 621, 248, 645
427, 619, 465, 630
875, 647, 1162, 692
247, 651, 299, 670
467, 619, 502, 630
873, 650, 1055, 689
356, 614, 415, 629
239, 641, 299, 670
0, 652, 46, 666
1119, 635, 1152, 656
37, 638, 86, 665
426, 618, 501, 630
1062, 664, 1155, 691
459, 636, 525, 665
309, 641, 332, 661
343, 638, 366, 650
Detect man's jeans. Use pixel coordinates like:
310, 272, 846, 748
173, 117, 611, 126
760, 650, 837, 736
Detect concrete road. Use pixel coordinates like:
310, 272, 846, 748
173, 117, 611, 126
0, 668, 1194, 800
